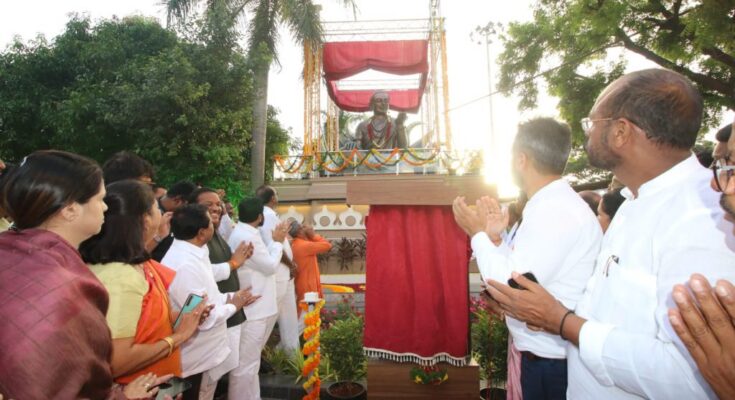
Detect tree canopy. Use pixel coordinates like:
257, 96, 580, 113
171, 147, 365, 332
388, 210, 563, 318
165, 0, 354, 188
485, 0, 734, 146
0, 16, 290, 198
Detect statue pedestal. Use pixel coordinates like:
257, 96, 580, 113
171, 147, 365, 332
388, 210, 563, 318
366, 359, 479, 399
347, 176, 494, 400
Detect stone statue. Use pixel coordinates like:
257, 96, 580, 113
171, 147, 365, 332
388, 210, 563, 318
355, 91, 408, 149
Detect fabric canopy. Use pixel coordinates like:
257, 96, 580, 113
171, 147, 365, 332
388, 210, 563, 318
323, 40, 429, 112
363, 205, 470, 366
326, 84, 425, 113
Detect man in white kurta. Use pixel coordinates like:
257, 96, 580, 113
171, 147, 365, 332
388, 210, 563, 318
481, 69, 735, 399
457, 118, 602, 398
256, 185, 300, 351
163, 205, 253, 400
227, 197, 287, 399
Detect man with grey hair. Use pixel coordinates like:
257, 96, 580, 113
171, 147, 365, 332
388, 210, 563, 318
482, 69, 735, 399
453, 117, 602, 398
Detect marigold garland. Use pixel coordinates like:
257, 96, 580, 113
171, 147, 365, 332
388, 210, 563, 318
273, 148, 451, 174
300, 299, 325, 400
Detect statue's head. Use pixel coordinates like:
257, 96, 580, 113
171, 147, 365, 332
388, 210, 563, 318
369, 90, 390, 115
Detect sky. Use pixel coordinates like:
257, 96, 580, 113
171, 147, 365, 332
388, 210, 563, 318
1, 0, 732, 194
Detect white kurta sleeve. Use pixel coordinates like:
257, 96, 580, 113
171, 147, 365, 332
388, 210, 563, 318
211, 262, 231, 282
470, 208, 583, 286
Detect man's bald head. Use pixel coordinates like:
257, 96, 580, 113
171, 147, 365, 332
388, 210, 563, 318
595, 69, 703, 150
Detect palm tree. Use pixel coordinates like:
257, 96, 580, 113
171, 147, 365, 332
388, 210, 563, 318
166, 0, 355, 189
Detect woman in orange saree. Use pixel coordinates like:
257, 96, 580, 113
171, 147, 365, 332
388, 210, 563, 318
81, 180, 205, 382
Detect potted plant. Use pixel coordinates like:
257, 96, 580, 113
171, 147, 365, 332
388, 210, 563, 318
320, 315, 367, 399
471, 296, 508, 400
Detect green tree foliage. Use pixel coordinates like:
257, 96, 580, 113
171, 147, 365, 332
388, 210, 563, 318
165, 0, 355, 188
265, 105, 291, 183
0, 16, 290, 198
483, 1, 734, 146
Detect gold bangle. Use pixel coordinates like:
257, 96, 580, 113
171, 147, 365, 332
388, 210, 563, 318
229, 259, 237, 269
162, 336, 174, 357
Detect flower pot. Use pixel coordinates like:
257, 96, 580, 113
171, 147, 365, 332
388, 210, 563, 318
479, 387, 507, 400
326, 381, 366, 400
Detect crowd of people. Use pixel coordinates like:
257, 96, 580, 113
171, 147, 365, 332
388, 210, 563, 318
1, 66, 734, 400
454, 68, 735, 399
0, 150, 331, 399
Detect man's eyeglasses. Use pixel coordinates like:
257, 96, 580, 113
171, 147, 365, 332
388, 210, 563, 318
712, 158, 735, 192
580, 117, 614, 134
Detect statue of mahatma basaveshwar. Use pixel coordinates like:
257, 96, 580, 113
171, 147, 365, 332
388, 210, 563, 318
355, 91, 408, 149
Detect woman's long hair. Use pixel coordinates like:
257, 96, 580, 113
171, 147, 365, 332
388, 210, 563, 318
80, 180, 155, 265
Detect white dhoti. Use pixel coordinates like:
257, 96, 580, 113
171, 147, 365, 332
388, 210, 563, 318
265, 279, 300, 352
228, 316, 276, 400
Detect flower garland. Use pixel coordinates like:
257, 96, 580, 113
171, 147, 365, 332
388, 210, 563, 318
367, 120, 392, 143
300, 299, 325, 400
274, 154, 307, 173
410, 365, 449, 385
274, 148, 448, 174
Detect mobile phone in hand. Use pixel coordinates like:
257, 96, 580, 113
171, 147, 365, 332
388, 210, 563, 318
173, 293, 204, 329
507, 272, 538, 290
155, 377, 192, 400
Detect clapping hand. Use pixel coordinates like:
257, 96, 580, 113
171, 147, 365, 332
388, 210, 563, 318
669, 274, 735, 400
272, 221, 289, 243
229, 241, 254, 269
229, 287, 261, 310
477, 196, 509, 243
452, 196, 485, 236
486, 272, 567, 335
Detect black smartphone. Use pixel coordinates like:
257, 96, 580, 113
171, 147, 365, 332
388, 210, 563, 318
155, 377, 192, 400
507, 272, 538, 290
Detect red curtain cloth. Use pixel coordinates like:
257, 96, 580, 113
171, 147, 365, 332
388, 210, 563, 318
323, 40, 429, 112
363, 205, 470, 365
326, 84, 425, 113
323, 40, 428, 80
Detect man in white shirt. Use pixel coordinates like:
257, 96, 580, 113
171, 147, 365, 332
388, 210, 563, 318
484, 68, 735, 399
190, 187, 254, 399
227, 197, 289, 399
162, 204, 256, 400
256, 185, 300, 351
454, 117, 602, 399
666, 119, 735, 400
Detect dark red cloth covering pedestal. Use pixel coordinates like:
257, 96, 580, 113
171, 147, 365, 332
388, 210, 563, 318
363, 205, 470, 365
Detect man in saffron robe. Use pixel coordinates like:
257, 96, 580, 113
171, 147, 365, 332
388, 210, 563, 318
289, 221, 332, 313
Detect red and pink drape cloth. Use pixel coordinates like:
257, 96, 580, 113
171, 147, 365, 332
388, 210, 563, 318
323, 40, 429, 112
363, 205, 470, 365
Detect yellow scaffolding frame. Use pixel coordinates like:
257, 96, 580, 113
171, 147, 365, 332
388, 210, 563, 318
302, 6, 452, 154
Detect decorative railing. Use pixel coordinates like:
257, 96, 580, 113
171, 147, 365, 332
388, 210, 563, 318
273, 148, 482, 179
